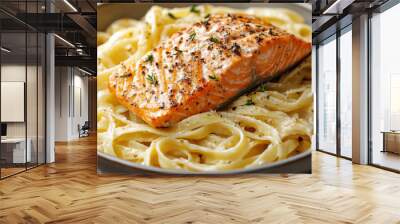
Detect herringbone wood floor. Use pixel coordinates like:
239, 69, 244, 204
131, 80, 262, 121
0, 135, 399, 224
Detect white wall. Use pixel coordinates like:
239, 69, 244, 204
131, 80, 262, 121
72, 73, 89, 138
1, 65, 29, 138
54, 67, 89, 141
55, 66, 69, 141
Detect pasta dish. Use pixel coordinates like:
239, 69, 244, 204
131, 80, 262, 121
97, 4, 312, 172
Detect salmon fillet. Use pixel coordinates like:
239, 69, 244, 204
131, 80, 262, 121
109, 13, 311, 128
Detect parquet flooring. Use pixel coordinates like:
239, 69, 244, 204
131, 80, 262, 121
1, 135, 400, 224
1, 167, 26, 178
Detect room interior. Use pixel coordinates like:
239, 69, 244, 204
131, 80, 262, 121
0, 0, 96, 179
0, 0, 399, 223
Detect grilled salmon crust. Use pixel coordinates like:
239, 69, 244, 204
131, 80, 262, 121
109, 13, 312, 128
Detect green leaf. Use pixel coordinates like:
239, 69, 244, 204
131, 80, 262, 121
244, 99, 255, 106
144, 54, 153, 63
190, 5, 200, 14
146, 73, 158, 85
257, 83, 267, 92
209, 37, 220, 44
189, 32, 196, 41
168, 12, 177, 20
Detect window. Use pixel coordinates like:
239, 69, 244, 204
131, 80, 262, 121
339, 27, 352, 158
317, 35, 337, 154
370, 2, 400, 171
0, 1, 46, 179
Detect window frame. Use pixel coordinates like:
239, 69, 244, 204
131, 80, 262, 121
315, 23, 353, 161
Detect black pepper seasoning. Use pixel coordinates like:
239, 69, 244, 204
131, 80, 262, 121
231, 43, 241, 56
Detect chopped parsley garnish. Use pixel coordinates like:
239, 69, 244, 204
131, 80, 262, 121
257, 83, 267, 92
190, 5, 200, 14
144, 54, 153, 63
202, 18, 210, 27
168, 12, 177, 20
189, 32, 196, 41
209, 37, 220, 44
204, 13, 210, 19
208, 74, 218, 80
146, 73, 158, 85
244, 99, 255, 106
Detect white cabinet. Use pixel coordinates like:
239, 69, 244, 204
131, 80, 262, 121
1, 138, 32, 163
